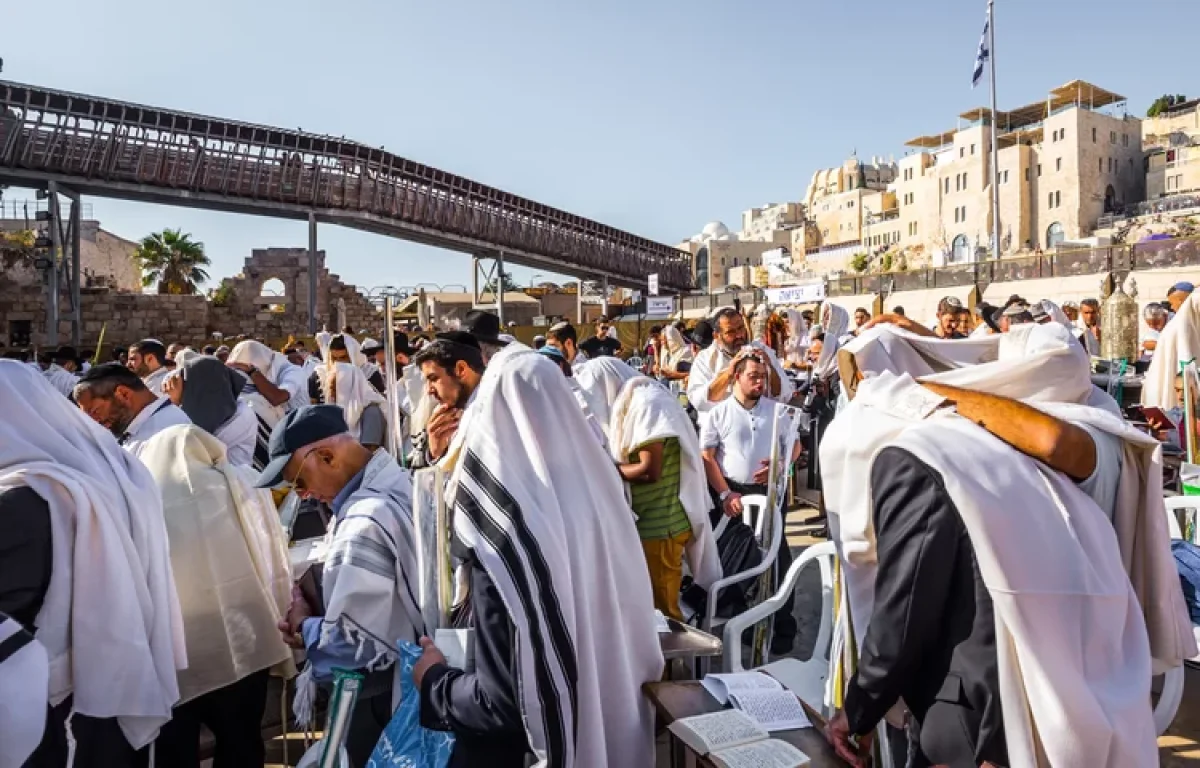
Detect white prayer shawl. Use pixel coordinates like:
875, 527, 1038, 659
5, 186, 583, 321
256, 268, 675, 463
815, 302, 849, 380
1144, 291, 1200, 408
1039, 299, 1072, 328
142, 365, 171, 396
686, 341, 795, 417
323, 362, 386, 440
319, 450, 424, 697
227, 339, 292, 386
0, 614, 49, 768
608, 376, 721, 589
400, 364, 428, 436
138, 426, 294, 703
442, 345, 665, 768
783, 309, 809, 365
661, 325, 694, 371
43, 363, 78, 398
0, 360, 186, 749
574, 357, 639, 440
564, 376, 610, 450
823, 326, 1195, 763
315, 329, 333, 360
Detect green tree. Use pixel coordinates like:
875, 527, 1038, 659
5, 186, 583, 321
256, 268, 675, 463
1147, 93, 1188, 118
484, 271, 521, 294
136, 229, 210, 294
881, 253, 894, 272
850, 253, 870, 273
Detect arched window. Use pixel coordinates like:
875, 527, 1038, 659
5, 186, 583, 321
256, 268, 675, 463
260, 277, 286, 297
1046, 222, 1065, 249
951, 234, 970, 264
695, 246, 710, 294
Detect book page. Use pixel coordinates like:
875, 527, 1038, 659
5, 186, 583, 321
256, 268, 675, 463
701, 671, 783, 705
668, 709, 768, 754
712, 739, 811, 768
729, 690, 812, 732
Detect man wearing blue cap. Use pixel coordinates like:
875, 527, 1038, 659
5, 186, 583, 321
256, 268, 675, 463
263, 405, 422, 766
1168, 281, 1194, 313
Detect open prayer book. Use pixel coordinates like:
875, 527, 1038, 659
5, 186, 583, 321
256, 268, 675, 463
668, 710, 811, 768
701, 672, 812, 731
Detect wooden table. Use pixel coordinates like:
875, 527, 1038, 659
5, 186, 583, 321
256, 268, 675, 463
644, 680, 848, 767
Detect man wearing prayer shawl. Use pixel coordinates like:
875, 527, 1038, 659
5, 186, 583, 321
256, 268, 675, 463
163, 354, 258, 466
687, 307, 794, 426
420, 344, 665, 767
227, 340, 308, 468
820, 324, 1195, 768
0, 360, 186, 766
260, 405, 424, 766
139, 425, 293, 767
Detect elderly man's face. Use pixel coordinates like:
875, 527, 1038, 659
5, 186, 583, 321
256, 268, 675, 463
282, 444, 347, 504
1169, 290, 1192, 313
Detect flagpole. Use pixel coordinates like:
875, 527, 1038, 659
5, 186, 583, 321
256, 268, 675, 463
988, 0, 1002, 261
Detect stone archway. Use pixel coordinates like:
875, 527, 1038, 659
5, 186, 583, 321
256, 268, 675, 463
260, 277, 286, 313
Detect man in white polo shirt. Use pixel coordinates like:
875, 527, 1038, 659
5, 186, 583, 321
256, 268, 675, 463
128, 339, 172, 395
699, 351, 802, 653
74, 363, 191, 458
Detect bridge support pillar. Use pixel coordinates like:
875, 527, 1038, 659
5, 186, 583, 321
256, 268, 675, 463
472, 252, 507, 323
307, 213, 318, 335
496, 251, 505, 327
601, 276, 609, 318
42, 183, 81, 347
577, 280, 584, 325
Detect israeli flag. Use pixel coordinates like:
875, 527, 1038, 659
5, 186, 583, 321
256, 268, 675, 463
972, 15, 990, 88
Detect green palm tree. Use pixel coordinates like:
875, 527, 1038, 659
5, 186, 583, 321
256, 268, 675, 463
136, 229, 211, 294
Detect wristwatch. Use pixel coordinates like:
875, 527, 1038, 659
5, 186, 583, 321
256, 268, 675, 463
719, 489, 733, 502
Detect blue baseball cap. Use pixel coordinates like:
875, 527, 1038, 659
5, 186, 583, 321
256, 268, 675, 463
1169, 281, 1195, 297
254, 405, 349, 488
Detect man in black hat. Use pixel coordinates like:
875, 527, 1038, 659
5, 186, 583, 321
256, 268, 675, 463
462, 309, 509, 364
408, 332, 487, 468
266, 405, 422, 767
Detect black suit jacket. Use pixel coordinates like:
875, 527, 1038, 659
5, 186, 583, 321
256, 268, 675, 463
844, 447, 1008, 768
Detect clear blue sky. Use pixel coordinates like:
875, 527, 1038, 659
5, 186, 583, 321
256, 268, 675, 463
2, 0, 1194, 292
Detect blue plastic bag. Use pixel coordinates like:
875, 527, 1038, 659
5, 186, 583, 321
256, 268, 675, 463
367, 640, 455, 768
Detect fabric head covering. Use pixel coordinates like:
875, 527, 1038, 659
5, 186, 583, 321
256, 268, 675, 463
441, 345, 664, 767
314, 329, 333, 360
173, 348, 199, 367
0, 613, 49, 768
661, 325, 694, 371
574, 357, 640, 437
1038, 299, 1072, 328
137, 425, 293, 703
322, 362, 386, 439
227, 340, 289, 385
0, 360, 185, 749
784, 309, 809, 363
332, 334, 368, 367
815, 303, 850, 379
180, 355, 246, 434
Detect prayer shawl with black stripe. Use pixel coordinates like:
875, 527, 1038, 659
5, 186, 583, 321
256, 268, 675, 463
0, 613, 48, 768
443, 344, 665, 768
315, 449, 424, 707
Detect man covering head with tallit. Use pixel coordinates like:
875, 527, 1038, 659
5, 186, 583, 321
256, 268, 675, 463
0, 360, 186, 765
820, 323, 1194, 767
416, 344, 665, 767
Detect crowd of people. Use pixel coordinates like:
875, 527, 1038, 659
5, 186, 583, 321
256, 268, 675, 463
2, 282, 1199, 768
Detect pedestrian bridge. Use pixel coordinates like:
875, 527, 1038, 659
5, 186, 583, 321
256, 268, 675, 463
0, 80, 692, 291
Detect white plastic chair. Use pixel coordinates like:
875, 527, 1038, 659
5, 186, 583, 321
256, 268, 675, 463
700, 494, 781, 639
721, 542, 836, 709
1157, 495, 1197, 735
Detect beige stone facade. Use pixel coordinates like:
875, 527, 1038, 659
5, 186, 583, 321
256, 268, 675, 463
0, 216, 141, 292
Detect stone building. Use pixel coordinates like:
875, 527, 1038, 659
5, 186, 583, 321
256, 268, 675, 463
0, 208, 142, 292
0, 244, 380, 350
1143, 98, 1200, 200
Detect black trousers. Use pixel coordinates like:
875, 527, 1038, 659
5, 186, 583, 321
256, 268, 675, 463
714, 480, 798, 642
27, 698, 146, 768
154, 669, 271, 768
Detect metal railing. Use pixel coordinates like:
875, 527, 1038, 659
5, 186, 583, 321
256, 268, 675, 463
825, 236, 1200, 297
0, 198, 93, 221
0, 81, 692, 290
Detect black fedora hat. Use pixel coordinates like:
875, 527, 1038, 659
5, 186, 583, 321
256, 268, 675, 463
462, 310, 507, 346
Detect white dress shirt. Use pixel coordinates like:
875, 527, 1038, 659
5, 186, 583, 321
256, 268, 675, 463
142, 367, 171, 396
700, 395, 776, 486
213, 401, 258, 466
121, 398, 191, 458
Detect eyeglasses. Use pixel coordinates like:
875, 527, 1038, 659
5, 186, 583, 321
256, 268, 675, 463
284, 449, 318, 494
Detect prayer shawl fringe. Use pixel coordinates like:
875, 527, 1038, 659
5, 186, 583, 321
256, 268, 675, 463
138, 425, 294, 704
608, 376, 721, 589
444, 345, 664, 768
0, 361, 186, 750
